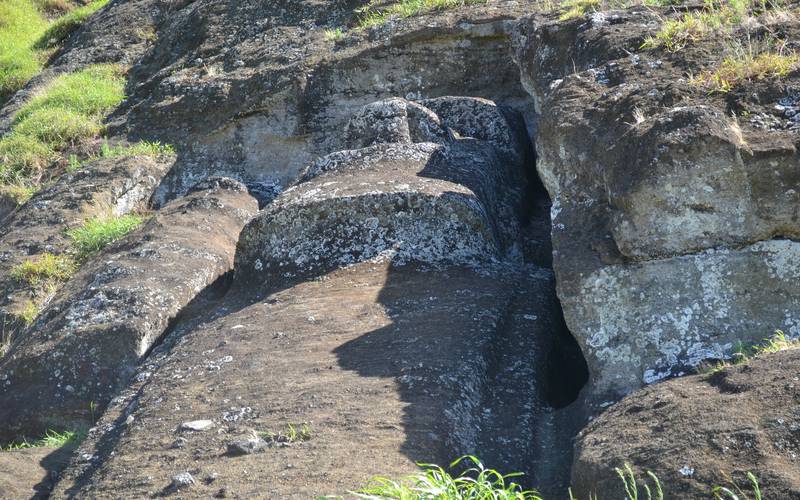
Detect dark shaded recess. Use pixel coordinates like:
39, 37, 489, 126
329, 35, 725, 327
544, 311, 589, 409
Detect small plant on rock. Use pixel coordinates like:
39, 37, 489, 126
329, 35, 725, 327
67, 213, 144, 261
615, 463, 663, 500
262, 422, 313, 444
712, 472, 762, 500
11, 252, 76, 287
2, 429, 85, 451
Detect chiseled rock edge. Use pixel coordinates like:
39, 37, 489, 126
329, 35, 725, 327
0, 178, 258, 442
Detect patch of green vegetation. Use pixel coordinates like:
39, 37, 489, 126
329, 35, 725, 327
700, 330, 799, 374
0, 184, 36, 207
15, 300, 41, 326
2, 429, 85, 451
692, 46, 799, 92
713, 472, 762, 500
324, 27, 346, 41
34, 0, 109, 49
559, 0, 601, 20
356, 0, 489, 29
15, 64, 126, 122
0, 133, 54, 184
100, 140, 175, 159
0, 0, 48, 101
612, 463, 663, 500
354, 456, 540, 499
67, 213, 144, 260
11, 252, 76, 287
355, 457, 764, 500
640, 0, 791, 52
0, 64, 125, 187
10, 252, 76, 325
14, 107, 103, 146
262, 422, 312, 444
641, 9, 730, 51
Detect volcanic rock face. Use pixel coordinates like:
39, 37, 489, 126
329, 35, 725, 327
0, 179, 257, 442
2, 0, 800, 497
49, 94, 575, 498
571, 349, 800, 499
0, 156, 172, 341
513, 11, 800, 406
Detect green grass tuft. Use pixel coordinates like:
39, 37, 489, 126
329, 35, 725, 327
0, 0, 48, 101
0, 132, 55, 184
13, 107, 102, 146
0, 65, 126, 187
353, 455, 541, 499
357, 0, 489, 29
324, 27, 346, 41
34, 0, 109, 49
2, 429, 85, 451
15, 64, 126, 122
11, 252, 76, 287
100, 140, 175, 159
67, 213, 143, 260
559, 0, 601, 20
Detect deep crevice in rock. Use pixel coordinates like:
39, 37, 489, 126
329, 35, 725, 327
543, 312, 589, 410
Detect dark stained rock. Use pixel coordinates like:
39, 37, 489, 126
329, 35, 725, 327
571, 349, 800, 499
0, 178, 257, 442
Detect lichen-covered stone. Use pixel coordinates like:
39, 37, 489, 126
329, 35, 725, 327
238, 96, 531, 282
0, 156, 172, 342
571, 349, 800, 499
514, 11, 800, 406
0, 178, 257, 442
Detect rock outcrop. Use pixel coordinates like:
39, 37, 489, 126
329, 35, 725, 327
0, 178, 257, 442
0, 155, 171, 341
48, 95, 579, 498
572, 349, 800, 499
513, 10, 800, 406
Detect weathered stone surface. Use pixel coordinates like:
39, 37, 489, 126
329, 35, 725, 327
0, 178, 257, 442
0, 156, 172, 342
238, 96, 530, 280
513, 11, 800, 404
572, 349, 800, 499
49, 95, 576, 498
52, 260, 563, 499
79, 0, 539, 205
0, 446, 74, 499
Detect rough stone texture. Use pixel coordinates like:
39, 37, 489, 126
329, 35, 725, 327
0, 446, 74, 499
238, 97, 530, 280
64, 0, 540, 205
572, 349, 800, 499
50, 263, 556, 499
49, 95, 579, 497
0, 178, 257, 442
0, 156, 172, 341
513, 10, 800, 405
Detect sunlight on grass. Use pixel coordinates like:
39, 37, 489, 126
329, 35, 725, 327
2, 429, 85, 451
0, 0, 48, 100
34, 0, 110, 49
67, 213, 144, 260
0, 64, 125, 187
357, 0, 489, 28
